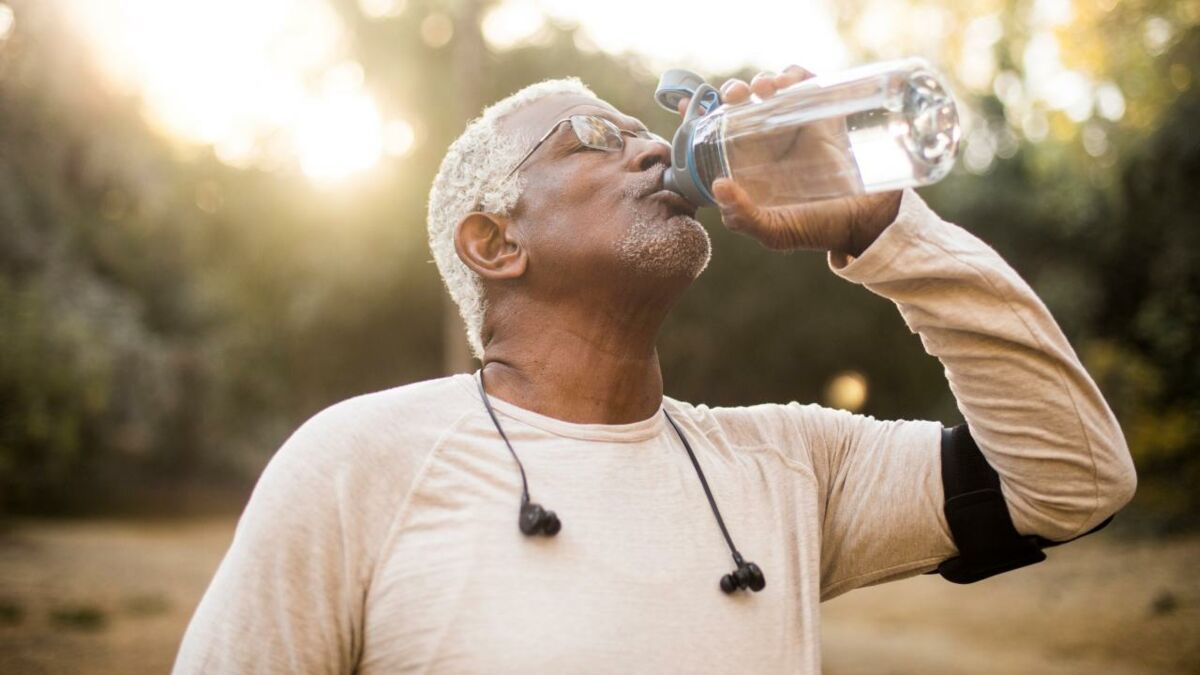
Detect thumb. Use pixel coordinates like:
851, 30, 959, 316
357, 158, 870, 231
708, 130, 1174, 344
713, 178, 770, 235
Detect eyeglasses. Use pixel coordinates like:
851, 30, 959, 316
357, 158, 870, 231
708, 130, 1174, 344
504, 114, 668, 180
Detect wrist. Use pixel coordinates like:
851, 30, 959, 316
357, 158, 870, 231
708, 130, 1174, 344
841, 191, 902, 258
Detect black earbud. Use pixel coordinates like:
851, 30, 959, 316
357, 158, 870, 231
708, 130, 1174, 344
720, 561, 766, 593
519, 501, 562, 536
477, 369, 564, 538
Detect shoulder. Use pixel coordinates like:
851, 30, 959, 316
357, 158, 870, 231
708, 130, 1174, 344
196, 376, 486, 637
266, 373, 480, 487
665, 396, 848, 448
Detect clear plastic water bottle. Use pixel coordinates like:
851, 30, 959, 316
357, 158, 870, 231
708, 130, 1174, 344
654, 58, 961, 208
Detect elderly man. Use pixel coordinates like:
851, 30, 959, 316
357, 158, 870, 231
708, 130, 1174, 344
174, 66, 1136, 673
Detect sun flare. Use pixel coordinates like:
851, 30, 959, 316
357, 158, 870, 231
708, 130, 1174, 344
59, 0, 410, 184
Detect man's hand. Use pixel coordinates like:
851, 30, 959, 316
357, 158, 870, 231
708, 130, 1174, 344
675, 65, 902, 257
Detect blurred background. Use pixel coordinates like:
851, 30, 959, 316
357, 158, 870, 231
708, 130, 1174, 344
0, 0, 1196, 672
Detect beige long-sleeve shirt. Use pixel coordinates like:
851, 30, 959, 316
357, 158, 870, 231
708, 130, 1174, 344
173, 189, 1136, 674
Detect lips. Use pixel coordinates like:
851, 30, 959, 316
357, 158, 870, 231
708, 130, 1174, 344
649, 189, 698, 217
636, 167, 669, 199
638, 167, 697, 217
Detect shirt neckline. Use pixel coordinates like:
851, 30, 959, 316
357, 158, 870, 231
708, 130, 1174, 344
456, 372, 668, 443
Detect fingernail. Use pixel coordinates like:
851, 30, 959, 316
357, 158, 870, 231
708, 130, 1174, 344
711, 180, 730, 203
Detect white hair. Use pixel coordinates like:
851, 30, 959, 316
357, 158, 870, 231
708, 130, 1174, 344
427, 77, 598, 360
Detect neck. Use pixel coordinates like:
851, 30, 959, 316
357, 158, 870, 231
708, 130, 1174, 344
480, 295, 670, 425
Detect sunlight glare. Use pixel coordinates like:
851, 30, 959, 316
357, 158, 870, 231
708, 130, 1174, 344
60, 0, 388, 183
358, 0, 406, 20
1095, 82, 1126, 121
482, 0, 546, 51
0, 3, 14, 42
852, 0, 950, 60
384, 119, 416, 157
1033, 0, 1073, 27
958, 13, 1002, 92
295, 88, 384, 183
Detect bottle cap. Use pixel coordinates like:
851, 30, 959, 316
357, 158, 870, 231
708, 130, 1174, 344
654, 68, 722, 208
654, 69, 717, 113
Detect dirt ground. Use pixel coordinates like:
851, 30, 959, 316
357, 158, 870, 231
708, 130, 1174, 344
821, 533, 1200, 674
0, 518, 1196, 674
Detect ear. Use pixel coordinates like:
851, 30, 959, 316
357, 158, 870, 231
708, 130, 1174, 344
454, 211, 528, 281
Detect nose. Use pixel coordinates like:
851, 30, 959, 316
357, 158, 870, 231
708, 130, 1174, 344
627, 135, 671, 173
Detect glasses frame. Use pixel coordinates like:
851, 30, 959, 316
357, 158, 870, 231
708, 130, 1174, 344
503, 114, 667, 180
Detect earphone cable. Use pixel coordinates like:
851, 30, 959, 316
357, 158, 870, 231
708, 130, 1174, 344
664, 409, 745, 567
477, 368, 531, 502
478, 368, 749, 570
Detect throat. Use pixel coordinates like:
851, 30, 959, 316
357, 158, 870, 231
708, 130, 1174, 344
480, 344, 665, 426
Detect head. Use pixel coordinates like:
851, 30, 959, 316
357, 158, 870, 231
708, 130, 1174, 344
427, 78, 711, 359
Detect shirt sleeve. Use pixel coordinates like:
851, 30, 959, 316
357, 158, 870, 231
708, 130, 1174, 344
171, 402, 410, 674
801, 187, 1136, 598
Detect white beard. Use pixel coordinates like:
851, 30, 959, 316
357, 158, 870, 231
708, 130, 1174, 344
615, 211, 712, 280
614, 169, 712, 279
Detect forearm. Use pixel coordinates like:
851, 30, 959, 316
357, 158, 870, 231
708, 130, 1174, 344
829, 189, 1136, 541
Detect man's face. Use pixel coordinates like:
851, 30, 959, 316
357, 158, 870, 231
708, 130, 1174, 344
498, 94, 711, 298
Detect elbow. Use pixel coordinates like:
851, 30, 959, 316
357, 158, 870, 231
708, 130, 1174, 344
1012, 427, 1138, 542
1097, 433, 1137, 518
1078, 427, 1138, 535
1088, 387, 1139, 519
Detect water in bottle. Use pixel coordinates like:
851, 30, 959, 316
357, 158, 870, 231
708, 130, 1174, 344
655, 58, 961, 208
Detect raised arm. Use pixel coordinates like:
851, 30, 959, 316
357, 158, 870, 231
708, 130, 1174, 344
829, 188, 1137, 542
784, 185, 1133, 600
682, 66, 1135, 599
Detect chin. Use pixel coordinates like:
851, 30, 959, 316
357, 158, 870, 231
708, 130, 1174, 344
615, 213, 712, 281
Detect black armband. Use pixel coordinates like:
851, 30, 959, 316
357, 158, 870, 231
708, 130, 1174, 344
933, 424, 1113, 584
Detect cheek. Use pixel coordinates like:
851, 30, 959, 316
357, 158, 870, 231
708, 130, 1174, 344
522, 164, 632, 260
557, 159, 625, 213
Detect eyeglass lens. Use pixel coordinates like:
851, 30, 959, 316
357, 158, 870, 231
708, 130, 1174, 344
569, 115, 624, 150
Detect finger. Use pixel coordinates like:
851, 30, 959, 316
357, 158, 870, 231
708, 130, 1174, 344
715, 178, 805, 250
750, 72, 778, 99
680, 76, 754, 116
712, 178, 766, 235
720, 79, 751, 105
781, 64, 815, 81
775, 64, 815, 89
719, 78, 746, 95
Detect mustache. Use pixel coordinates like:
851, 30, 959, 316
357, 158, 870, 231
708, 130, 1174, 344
623, 165, 668, 200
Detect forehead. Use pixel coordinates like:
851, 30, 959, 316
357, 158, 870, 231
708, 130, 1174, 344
499, 94, 643, 139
